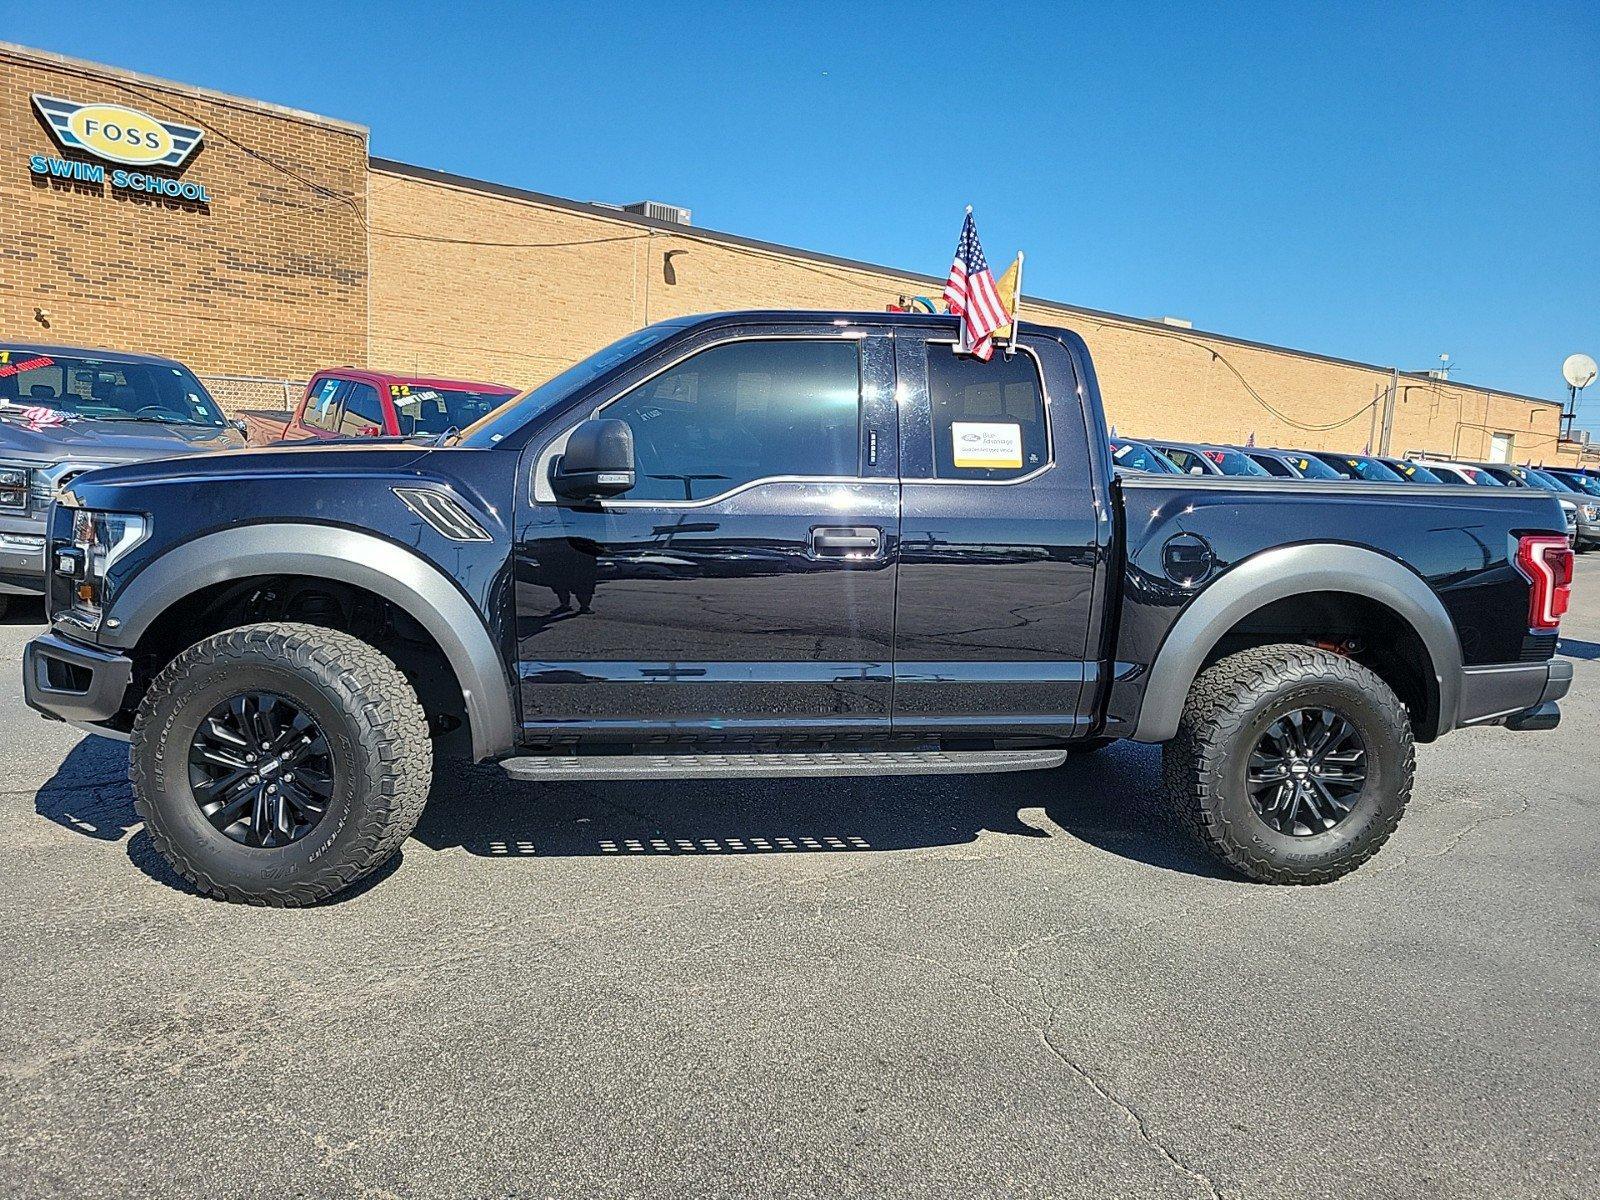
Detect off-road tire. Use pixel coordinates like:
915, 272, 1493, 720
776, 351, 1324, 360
131, 622, 432, 905
1161, 644, 1414, 884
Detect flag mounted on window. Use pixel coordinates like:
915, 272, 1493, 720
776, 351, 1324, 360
942, 208, 1007, 361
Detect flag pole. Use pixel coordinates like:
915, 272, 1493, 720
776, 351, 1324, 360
1005, 250, 1025, 358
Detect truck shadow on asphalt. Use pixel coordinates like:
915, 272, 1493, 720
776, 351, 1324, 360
34, 736, 1231, 896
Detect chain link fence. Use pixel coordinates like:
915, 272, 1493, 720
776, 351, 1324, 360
198, 374, 306, 418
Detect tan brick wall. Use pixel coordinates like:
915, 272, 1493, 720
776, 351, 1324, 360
369, 166, 1572, 466
1, 44, 367, 381
3, 42, 1572, 466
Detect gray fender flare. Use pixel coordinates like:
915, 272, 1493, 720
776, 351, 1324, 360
1129, 543, 1463, 743
100, 524, 517, 760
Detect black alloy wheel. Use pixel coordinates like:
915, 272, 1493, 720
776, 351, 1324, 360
1246, 707, 1367, 836
188, 691, 335, 848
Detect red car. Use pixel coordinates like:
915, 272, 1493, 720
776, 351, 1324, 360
243, 367, 518, 445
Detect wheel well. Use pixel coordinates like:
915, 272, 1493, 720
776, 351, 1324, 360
123, 574, 470, 747
1201, 591, 1441, 740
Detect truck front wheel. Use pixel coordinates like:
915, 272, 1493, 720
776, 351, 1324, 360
1161, 645, 1413, 884
131, 622, 432, 905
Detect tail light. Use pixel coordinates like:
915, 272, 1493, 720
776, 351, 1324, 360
1514, 534, 1573, 631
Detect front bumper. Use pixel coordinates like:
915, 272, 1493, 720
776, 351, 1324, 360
22, 632, 134, 731
0, 516, 47, 595
1456, 658, 1572, 731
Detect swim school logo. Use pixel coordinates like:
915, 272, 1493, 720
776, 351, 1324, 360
32, 94, 202, 167
28, 94, 212, 204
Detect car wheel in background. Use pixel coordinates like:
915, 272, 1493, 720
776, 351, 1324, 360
1162, 644, 1413, 884
130, 622, 432, 905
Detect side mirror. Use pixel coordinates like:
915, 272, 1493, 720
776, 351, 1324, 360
552, 418, 635, 499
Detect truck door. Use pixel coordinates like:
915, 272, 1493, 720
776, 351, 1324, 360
891, 333, 1102, 739
513, 324, 900, 744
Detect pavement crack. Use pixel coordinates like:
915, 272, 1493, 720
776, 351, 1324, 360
873, 944, 1232, 1199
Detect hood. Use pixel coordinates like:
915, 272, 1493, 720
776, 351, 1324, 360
0, 415, 245, 465
68, 441, 437, 494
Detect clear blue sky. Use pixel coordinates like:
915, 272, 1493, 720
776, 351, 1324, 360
8, 1, 1598, 423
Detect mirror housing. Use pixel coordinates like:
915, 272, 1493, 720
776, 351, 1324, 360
552, 418, 636, 499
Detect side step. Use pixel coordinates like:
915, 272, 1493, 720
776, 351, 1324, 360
500, 748, 1068, 782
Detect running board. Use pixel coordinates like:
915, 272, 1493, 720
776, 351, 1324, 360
499, 748, 1068, 782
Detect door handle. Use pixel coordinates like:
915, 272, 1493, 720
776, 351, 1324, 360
811, 526, 883, 557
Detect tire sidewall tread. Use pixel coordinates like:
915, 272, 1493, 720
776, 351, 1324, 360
130, 622, 432, 906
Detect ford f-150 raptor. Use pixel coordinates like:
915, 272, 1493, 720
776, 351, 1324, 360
22, 311, 1574, 905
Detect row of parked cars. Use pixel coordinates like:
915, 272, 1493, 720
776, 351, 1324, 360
1111, 436, 1599, 549
0, 341, 516, 617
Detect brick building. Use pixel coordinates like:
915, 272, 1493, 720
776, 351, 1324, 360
3, 41, 1583, 464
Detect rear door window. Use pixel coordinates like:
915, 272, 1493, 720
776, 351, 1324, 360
926, 349, 1048, 480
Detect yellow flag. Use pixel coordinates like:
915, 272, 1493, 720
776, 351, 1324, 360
993, 255, 1022, 339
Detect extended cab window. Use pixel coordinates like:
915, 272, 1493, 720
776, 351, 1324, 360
927, 350, 1048, 480
603, 339, 861, 502
338, 382, 384, 436
303, 378, 347, 433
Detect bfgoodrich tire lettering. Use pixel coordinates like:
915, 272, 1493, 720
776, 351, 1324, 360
1161, 644, 1414, 884
131, 622, 432, 905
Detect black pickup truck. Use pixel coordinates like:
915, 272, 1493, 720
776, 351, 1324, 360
22, 311, 1573, 905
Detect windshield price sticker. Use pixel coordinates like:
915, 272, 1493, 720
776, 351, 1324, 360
952, 422, 1024, 469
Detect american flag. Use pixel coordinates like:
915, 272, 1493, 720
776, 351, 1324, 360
942, 210, 1007, 361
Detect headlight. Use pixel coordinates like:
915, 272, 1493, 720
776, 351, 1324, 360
0, 463, 28, 514
57, 510, 147, 629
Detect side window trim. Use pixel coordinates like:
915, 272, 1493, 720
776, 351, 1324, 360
917, 338, 1056, 486
532, 332, 878, 508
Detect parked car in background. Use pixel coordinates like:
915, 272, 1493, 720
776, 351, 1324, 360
1407, 457, 1506, 487
1377, 456, 1446, 483
23, 310, 1573, 904
1, 343, 243, 618
1152, 440, 1272, 477
1244, 448, 1345, 480
1305, 451, 1405, 483
242, 368, 519, 446
1503, 464, 1595, 550
1109, 437, 1180, 474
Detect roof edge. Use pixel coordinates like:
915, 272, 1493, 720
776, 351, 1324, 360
0, 41, 368, 137
369, 156, 1560, 410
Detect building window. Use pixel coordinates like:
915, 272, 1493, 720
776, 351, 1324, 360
926, 349, 1048, 480
601, 339, 862, 502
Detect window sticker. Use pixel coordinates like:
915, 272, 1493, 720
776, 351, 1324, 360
1112, 443, 1131, 460
951, 421, 1023, 469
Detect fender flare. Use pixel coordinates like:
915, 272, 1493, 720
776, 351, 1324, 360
1129, 543, 1464, 743
99, 524, 517, 760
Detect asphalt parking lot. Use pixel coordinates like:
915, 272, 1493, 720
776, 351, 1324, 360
1, 564, 1597, 1200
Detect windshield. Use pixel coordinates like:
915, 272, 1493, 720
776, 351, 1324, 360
454, 323, 690, 448
1203, 447, 1271, 476
393, 387, 513, 436
0, 348, 224, 427
1552, 472, 1600, 497
1519, 467, 1571, 492
1110, 439, 1178, 473
1315, 453, 1403, 482
1283, 453, 1343, 480
1385, 459, 1444, 483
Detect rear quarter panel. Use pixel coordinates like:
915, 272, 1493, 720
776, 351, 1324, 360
1114, 475, 1566, 675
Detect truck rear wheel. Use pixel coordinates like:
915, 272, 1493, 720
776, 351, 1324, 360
1161, 644, 1413, 884
130, 622, 432, 905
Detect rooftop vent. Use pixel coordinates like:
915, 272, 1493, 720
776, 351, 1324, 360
1157, 316, 1193, 329
622, 200, 692, 226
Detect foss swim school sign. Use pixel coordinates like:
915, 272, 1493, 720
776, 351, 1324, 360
28, 94, 212, 203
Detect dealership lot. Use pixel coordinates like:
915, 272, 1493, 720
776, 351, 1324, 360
0, 568, 1595, 1199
